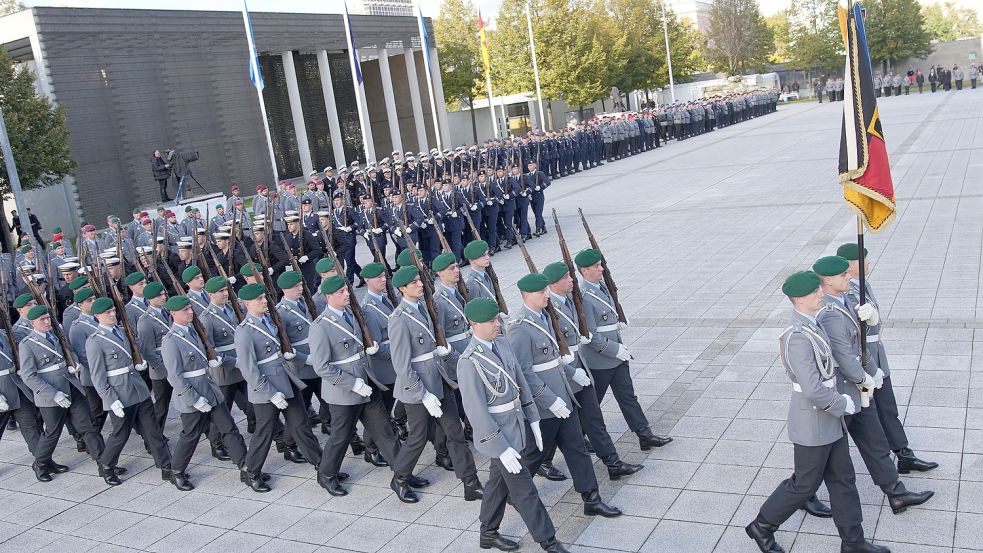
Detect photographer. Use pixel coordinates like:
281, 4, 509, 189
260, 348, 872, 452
169, 149, 200, 203
151, 149, 172, 202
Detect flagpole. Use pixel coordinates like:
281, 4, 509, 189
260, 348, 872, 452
242, 1, 279, 186
524, 0, 546, 131
660, 2, 675, 103
417, 5, 444, 152
478, 9, 497, 140
344, 2, 375, 163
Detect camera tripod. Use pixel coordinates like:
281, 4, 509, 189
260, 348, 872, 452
173, 172, 209, 205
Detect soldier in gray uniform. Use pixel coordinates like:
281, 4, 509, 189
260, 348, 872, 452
813, 256, 933, 515
137, 282, 175, 434
575, 249, 672, 450
458, 297, 571, 553
836, 244, 937, 474
507, 273, 622, 518
124, 272, 151, 330
745, 271, 886, 553
161, 295, 248, 491
62, 276, 90, 337
19, 305, 105, 481
310, 275, 402, 496
68, 288, 108, 433
12, 293, 37, 343
85, 297, 171, 486
0, 331, 42, 455
460, 240, 499, 302
235, 283, 323, 490
387, 266, 480, 504
182, 266, 210, 314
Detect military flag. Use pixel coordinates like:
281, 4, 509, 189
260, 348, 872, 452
241, 0, 278, 186
417, 4, 443, 151
478, 9, 498, 138
838, 1, 896, 232
343, 1, 375, 162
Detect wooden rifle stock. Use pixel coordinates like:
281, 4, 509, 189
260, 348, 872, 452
553, 209, 591, 338
277, 233, 320, 318
103, 265, 144, 364
366, 228, 399, 306
205, 240, 244, 322
577, 208, 627, 324
0, 265, 17, 365
321, 237, 376, 349
511, 226, 571, 356
158, 251, 219, 361
399, 222, 447, 348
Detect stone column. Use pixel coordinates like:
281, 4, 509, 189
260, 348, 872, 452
403, 47, 428, 153
377, 48, 403, 157
317, 49, 347, 168
429, 46, 451, 148
281, 51, 313, 178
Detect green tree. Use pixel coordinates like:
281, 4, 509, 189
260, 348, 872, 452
865, 0, 933, 73
922, 1, 981, 42
705, 0, 774, 74
0, 1, 26, 16
488, 0, 535, 96
765, 10, 793, 64
786, 0, 841, 73
434, 0, 483, 142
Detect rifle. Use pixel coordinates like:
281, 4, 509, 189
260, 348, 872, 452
366, 227, 399, 306
151, 224, 162, 279
277, 233, 319, 317
0, 266, 18, 366
577, 208, 627, 324
195, 236, 213, 281
236, 237, 294, 355
399, 221, 447, 348
512, 225, 571, 357
20, 268, 75, 368
205, 240, 244, 322
460, 199, 507, 313
553, 210, 591, 338
47, 249, 59, 319
428, 209, 470, 302
227, 208, 241, 276
115, 224, 123, 271
158, 258, 219, 361
99, 261, 144, 364
321, 235, 376, 349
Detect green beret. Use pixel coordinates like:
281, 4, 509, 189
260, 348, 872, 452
18, 244, 31, 254
164, 295, 191, 312
143, 281, 165, 299
181, 265, 202, 283
464, 240, 489, 260
812, 255, 849, 277
90, 297, 115, 315
432, 252, 457, 272
26, 305, 48, 320
239, 283, 266, 301
215, 203, 224, 209
517, 273, 549, 293
542, 261, 569, 284
124, 271, 146, 286
69, 276, 89, 291
574, 248, 602, 268
50, 241, 62, 249
132, 208, 141, 214
204, 276, 228, 293
393, 266, 420, 288
13, 293, 33, 309
315, 257, 335, 273
836, 243, 868, 261
396, 248, 422, 267
53, 227, 62, 233
464, 297, 499, 323
74, 288, 95, 303
360, 262, 385, 279
782, 271, 821, 298
240, 262, 263, 277
276, 270, 303, 289
319, 275, 346, 295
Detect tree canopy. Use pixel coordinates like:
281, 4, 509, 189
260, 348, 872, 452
864, 0, 933, 71
705, 0, 774, 75
922, 1, 981, 42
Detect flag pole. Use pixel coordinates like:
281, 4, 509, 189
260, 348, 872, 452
660, 1, 675, 103
417, 5, 444, 152
344, 2, 374, 163
242, 1, 279, 186
478, 9, 497, 139
524, 0, 546, 131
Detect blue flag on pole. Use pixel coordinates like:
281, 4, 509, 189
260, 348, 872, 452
242, 1, 264, 91
343, 3, 363, 85
418, 6, 432, 72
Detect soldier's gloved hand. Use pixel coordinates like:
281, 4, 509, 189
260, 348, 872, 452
0, 394, 9, 412
352, 378, 372, 398
426, 218, 434, 225
283, 351, 296, 360
470, 205, 477, 211
270, 392, 288, 410
363, 232, 371, 240
499, 447, 522, 474
67, 364, 80, 375
534, 186, 541, 191
855, 303, 879, 326
110, 400, 125, 418
134, 361, 148, 371
548, 397, 571, 419
450, 212, 458, 218
394, 229, 402, 237
267, 267, 274, 275
873, 368, 885, 389
618, 320, 629, 330
615, 344, 633, 362
561, 353, 575, 365
572, 368, 592, 387
298, 255, 309, 264
530, 420, 544, 451
54, 391, 72, 408
228, 276, 237, 284
365, 344, 379, 356
503, 194, 510, 200
342, 226, 353, 233
208, 356, 222, 368
422, 392, 443, 418
486, 200, 494, 206
857, 371, 875, 393
193, 396, 212, 413
372, 228, 383, 235
842, 394, 857, 415
435, 345, 452, 357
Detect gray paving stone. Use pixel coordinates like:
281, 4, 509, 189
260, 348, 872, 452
327, 516, 408, 552
664, 490, 744, 525
639, 519, 725, 553
576, 515, 658, 551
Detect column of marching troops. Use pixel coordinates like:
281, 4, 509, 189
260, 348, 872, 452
0, 91, 780, 553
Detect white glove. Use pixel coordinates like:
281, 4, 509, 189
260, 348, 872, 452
420, 222, 428, 229
134, 361, 147, 371
450, 212, 458, 218
548, 397, 571, 419
67, 365, 80, 375
298, 255, 309, 264
193, 396, 212, 413
228, 276, 237, 284
857, 372, 875, 392
372, 228, 383, 235
110, 400, 125, 418
618, 321, 629, 330
873, 368, 885, 389
208, 356, 222, 368
342, 226, 353, 233
426, 218, 434, 225
267, 267, 274, 275
363, 232, 370, 240
499, 447, 522, 474
365, 344, 379, 356
0, 395, 9, 412
283, 351, 296, 360
486, 200, 494, 206
561, 353, 575, 365
572, 368, 591, 387
503, 194, 510, 200
579, 333, 592, 345
352, 377, 372, 398
615, 344, 633, 361
534, 186, 541, 191
435, 345, 451, 357
54, 391, 72, 408
856, 303, 879, 326
842, 394, 857, 415
270, 392, 288, 410
470, 205, 477, 211
530, 420, 543, 451
394, 229, 402, 237
422, 391, 443, 418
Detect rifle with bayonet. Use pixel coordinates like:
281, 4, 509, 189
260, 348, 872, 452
512, 225, 572, 357
553, 209, 591, 338
157, 258, 220, 362
321, 235, 376, 349
235, 238, 294, 356
577, 208, 627, 324
277, 233, 319, 318
399, 221, 447, 348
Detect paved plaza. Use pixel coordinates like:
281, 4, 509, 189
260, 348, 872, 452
2, 89, 982, 553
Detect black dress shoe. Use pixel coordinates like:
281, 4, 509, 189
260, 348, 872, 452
745, 516, 785, 553
246, 420, 256, 434
407, 474, 430, 488
394, 421, 408, 441
463, 475, 484, 501
479, 528, 519, 551
211, 445, 231, 461
895, 448, 938, 473
802, 495, 832, 518
349, 434, 366, 456
45, 461, 70, 474
241, 470, 271, 492
99, 464, 122, 486
321, 423, 331, 435
581, 489, 622, 517
318, 473, 348, 496
841, 542, 890, 553
536, 461, 567, 481
435, 453, 455, 472
283, 449, 307, 463
7, 419, 17, 430
886, 481, 934, 514
76, 439, 87, 453
390, 476, 420, 503
539, 536, 571, 553
170, 471, 195, 491
604, 457, 643, 480
638, 428, 673, 450
238, 471, 271, 482
32, 461, 52, 482
113, 466, 127, 475
161, 468, 172, 481
364, 450, 389, 467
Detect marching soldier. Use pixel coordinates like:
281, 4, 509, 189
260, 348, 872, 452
67, 288, 109, 433
510, 165, 532, 241
460, 240, 498, 301
182, 266, 210, 314
124, 271, 151, 326
523, 161, 550, 237
13, 292, 38, 341
283, 215, 320, 288
136, 281, 176, 434
435, 179, 467, 261
0, 330, 42, 456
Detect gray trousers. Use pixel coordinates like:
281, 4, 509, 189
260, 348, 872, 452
151, 378, 172, 434
246, 389, 322, 473
171, 405, 246, 472
545, 383, 617, 463
873, 376, 908, 451
319, 390, 400, 478
527, 413, 598, 493
0, 390, 41, 455
845, 399, 899, 489
100, 398, 171, 470
480, 435, 555, 542
392, 383, 477, 480
592, 361, 649, 433
36, 387, 104, 465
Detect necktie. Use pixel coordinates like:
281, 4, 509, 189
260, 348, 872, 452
298, 301, 307, 318
163, 310, 172, 324
201, 291, 209, 304
113, 327, 123, 342
600, 283, 610, 297
224, 305, 233, 321
343, 311, 354, 329
46, 333, 57, 347
262, 316, 276, 336
382, 297, 394, 311
541, 312, 550, 329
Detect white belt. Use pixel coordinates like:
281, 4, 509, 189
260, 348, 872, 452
488, 398, 519, 414
792, 379, 836, 392
330, 352, 364, 365
865, 335, 879, 343
595, 324, 618, 333
446, 331, 471, 343
215, 344, 236, 353
532, 358, 560, 372
379, 340, 390, 345
258, 353, 282, 365
411, 351, 435, 363
38, 363, 65, 374
181, 368, 207, 378
568, 344, 579, 353
293, 338, 309, 346
106, 367, 132, 377
0, 369, 10, 376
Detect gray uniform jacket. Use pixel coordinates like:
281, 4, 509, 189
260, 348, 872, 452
309, 307, 377, 406
85, 326, 151, 410
187, 289, 210, 315
125, 297, 150, 330
19, 330, 84, 408
780, 310, 849, 446
549, 291, 587, 389
460, 266, 497, 302
161, 324, 224, 413
61, 304, 82, 337
388, 299, 450, 404
276, 298, 316, 380
506, 305, 578, 420
137, 308, 171, 380
0, 334, 31, 409
848, 280, 889, 377
579, 280, 623, 371
361, 292, 397, 386
235, 314, 303, 404
68, 314, 99, 387
434, 283, 471, 382
13, 317, 33, 343
457, 336, 539, 458
817, 295, 871, 407
200, 303, 243, 386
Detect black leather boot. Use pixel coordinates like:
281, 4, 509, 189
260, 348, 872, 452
283, 448, 307, 463
603, 455, 643, 480
46, 461, 70, 474
435, 453, 455, 472
99, 464, 122, 486
895, 448, 938, 473
539, 536, 571, 553
211, 444, 231, 461
76, 438, 87, 453
463, 475, 484, 501
407, 474, 431, 488
239, 470, 271, 482
802, 495, 832, 518
364, 449, 388, 467
390, 476, 420, 503
318, 473, 347, 496
170, 471, 194, 491
32, 461, 52, 482
885, 481, 934, 514
349, 433, 365, 456
536, 460, 567, 481
479, 526, 519, 551
745, 514, 785, 553
637, 427, 673, 450
582, 489, 622, 517
241, 470, 271, 493
841, 541, 891, 553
